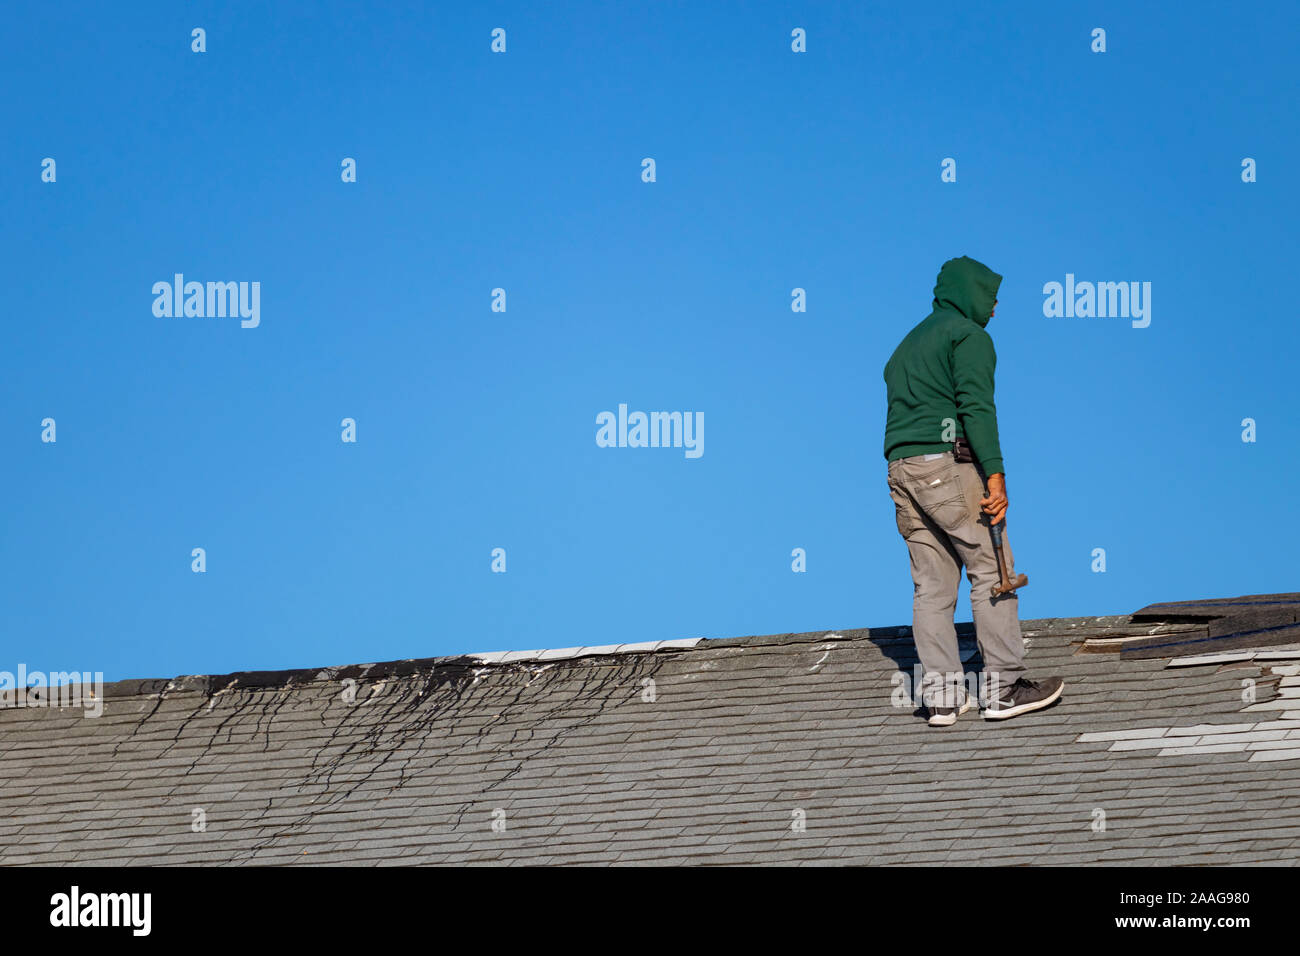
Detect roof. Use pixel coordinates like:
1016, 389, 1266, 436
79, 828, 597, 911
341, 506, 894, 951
3, 593, 1299, 865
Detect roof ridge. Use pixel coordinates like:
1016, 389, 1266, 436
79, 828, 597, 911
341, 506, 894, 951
87, 612, 1149, 702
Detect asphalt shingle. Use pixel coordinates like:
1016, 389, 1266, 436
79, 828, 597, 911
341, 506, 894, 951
2, 597, 1298, 865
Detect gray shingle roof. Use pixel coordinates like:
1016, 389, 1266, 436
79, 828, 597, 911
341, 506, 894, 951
4, 595, 1299, 865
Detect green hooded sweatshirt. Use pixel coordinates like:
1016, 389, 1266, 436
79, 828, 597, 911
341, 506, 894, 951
882, 255, 1005, 475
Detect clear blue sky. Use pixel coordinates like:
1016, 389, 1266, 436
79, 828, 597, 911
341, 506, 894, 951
4, 1, 1296, 680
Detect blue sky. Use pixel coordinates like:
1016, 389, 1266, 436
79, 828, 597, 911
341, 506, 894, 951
3, 1, 1296, 680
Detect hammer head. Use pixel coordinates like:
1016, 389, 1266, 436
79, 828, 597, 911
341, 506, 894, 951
992, 573, 1029, 597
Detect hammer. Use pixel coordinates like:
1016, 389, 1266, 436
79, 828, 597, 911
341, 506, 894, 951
989, 520, 1028, 597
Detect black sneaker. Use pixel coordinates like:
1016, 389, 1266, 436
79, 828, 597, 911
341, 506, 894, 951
927, 697, 973, 727
982, 677, 1064, 720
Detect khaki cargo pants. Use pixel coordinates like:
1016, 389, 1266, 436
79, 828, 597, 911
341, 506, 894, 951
887, 452, 1025, 708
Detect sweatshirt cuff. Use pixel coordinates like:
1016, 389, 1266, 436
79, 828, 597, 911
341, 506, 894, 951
981, 457, 1004, 476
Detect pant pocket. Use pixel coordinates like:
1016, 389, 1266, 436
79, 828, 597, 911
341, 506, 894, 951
910, 466, 969, 531
888, 482, 924, 537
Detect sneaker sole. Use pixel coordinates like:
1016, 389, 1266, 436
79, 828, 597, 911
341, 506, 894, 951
927, 699, 973, 727
982, 682, 1064, 721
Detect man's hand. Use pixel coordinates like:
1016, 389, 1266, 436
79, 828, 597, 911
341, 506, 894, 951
981, 473, 1008, 526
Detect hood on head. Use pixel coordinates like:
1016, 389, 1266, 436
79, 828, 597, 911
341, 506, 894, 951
932, 255, 1002, 328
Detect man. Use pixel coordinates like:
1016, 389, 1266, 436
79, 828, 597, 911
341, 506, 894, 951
883, 255, 1063, 726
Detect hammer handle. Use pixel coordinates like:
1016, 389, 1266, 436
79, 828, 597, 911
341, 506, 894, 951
990, 521, 1013, 590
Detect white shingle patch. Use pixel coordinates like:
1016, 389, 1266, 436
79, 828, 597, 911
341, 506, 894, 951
495, 650, 546, 664
1108, 737, 1172, 751
1078, 640, 1300, 764
1165, 722, 1259, 737
1249, 748, 1300, 762
469, 638, 703, 667
1241, 700, 1300, 712
1166, 652, 1254, 668
1078, 727, 1174, 742
1158, 742, 1250, 756
534, 647, 585, 661
1196, 728, 1295, 746
1166, 649, 1300, 668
